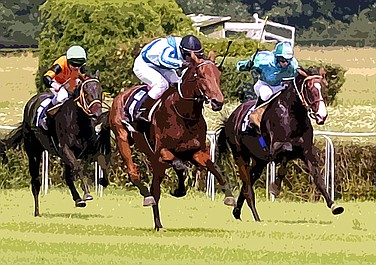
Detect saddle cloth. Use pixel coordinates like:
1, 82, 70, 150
122, 85, 160, 133
241, 91, 281, 132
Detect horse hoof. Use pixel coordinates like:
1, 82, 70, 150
75, 199, 86, 208
170, 188, 186, 198
331, 204, 344, 215
224, 196, 236, 207
83, 194, 93, 201
99, 177, 109, 188
269, 183, 281, 197
155, 227, 166, 232
232, 208, 241, 220
143, 196, 156, 207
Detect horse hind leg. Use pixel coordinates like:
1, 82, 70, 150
64, 165, 86, 207
235, 156, 262, 222
192, 150, 235, 207
233, 182, 246, 220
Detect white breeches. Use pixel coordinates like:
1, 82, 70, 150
49, 81, 69, 104
133, 55, 180, 100
254, 80, 286, 101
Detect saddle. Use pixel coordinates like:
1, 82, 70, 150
244, 91, 281, 131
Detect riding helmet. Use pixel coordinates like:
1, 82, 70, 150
66, 45, 87, 66
274, 42, 294, 60
179, 35, 204, 58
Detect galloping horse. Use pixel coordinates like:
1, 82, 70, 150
109, 52, 235, 230
0, 70, 111, 216
217, 67, 344, 221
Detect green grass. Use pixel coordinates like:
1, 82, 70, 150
0, 188, 375, 264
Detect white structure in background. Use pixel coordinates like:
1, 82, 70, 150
189, 13, 295, 46
188, 13, 231, 38
225, 13, 296, 46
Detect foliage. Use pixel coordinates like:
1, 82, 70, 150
36, 0, 195, 94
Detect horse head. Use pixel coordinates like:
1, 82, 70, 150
75, 70, 103, 118
181, 51, 224, 111
296, 67, 328, 125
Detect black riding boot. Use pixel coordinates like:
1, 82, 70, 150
135, 95, 155, 122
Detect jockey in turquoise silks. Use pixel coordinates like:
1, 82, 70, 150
237, 41, 300, 110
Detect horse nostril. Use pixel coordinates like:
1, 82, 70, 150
211, 99, 223, 111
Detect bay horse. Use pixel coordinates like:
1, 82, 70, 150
217, 67, 344, 222
0, 70, 111, 216
109, 51, 235, 230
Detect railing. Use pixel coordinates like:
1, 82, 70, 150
206, 130, 376, 201
2, 125, 375, 200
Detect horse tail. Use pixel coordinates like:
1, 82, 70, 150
0, 123, 24, 164
216, 124, 231, 169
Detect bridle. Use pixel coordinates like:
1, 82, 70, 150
292, 71, 325, 119
75, 78, 102, 116
176, 60, 215, 103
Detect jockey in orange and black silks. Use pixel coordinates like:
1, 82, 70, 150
43, 45, 87, 106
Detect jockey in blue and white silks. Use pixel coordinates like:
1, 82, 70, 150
133, 35, 204, 122
237, 41, 300, 106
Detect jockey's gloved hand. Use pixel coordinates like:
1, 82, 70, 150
181, 61, 190, 69
246, 60, 254, 70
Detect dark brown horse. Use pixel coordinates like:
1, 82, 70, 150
0, 71, 111, 216
109, 52, 235, 230
217, 68, 344, 221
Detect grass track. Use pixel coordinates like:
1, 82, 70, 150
0, 188, 375, 264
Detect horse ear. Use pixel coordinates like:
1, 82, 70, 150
208, 51, 216, 63
297, 68, 308, 77
319, 67, 326, 78
95, 70, 100, 80
190, 51, 200, 63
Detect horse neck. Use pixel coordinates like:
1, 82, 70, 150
168, 90, 204, 121
60, 99, 93, 131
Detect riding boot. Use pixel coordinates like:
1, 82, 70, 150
39, 102, 55, 130
135, 95, 155, 123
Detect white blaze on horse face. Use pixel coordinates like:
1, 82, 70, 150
315, 81, 328, 124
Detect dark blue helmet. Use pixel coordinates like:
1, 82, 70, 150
180, 35, 203, 59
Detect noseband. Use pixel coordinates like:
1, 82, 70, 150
75, 79, 102, 116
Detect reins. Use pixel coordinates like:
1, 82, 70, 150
74, 78, 102, 116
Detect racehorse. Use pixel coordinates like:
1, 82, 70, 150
217, 67, 344, 222
109, 51, 235, 230
0, 70, 111, 216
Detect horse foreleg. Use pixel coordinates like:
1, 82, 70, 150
60, 145, 89, 205
304, 151, 344, 215
269, 157, 289, 197
193, 150, 235, 206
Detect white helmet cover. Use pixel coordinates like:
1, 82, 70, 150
66, 45, 87, 60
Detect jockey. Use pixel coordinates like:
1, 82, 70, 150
38, 45, 87, 130
133, 34, 204, 122
237, 41, 299, 110
43, 45, 87, 107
